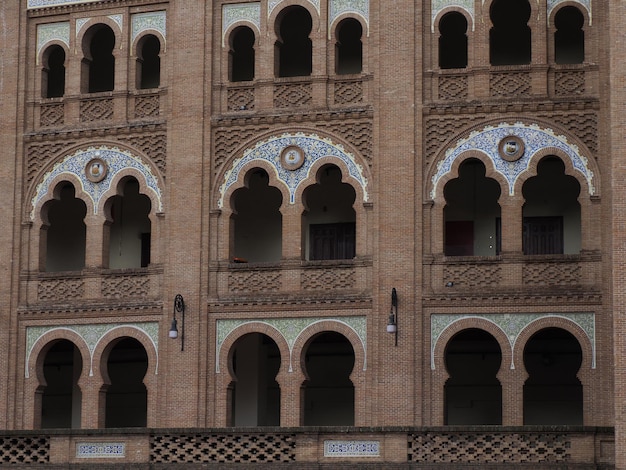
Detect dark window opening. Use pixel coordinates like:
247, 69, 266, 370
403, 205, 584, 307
229, 26, 255, 82
309, 222, 355, 260
137, 34, 161, 89
336, 18, 363, 74
275, 6, 313, 77
42, 45, 66, 98
523, 216, 563, 255
490, 0, 531, 65
555, 6, 585, 64
439, 12, 468, 69
83, 25, 115, 93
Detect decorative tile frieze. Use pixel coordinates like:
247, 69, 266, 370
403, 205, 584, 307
28, 0, 99, 8
430, 312, 595, 370
548, 0, 591, 25
36, 22, 70, 64
329, 0, 369, 37
431, 0, 474, 32
430, 122, 595, 199
31, 146, 163, 220
222, 3, 261, 47
26, 322, 159, 378
218, 133, 369, 207
268, 0, 320, 17
131, 11, 166, 46
324, 440, 380, 457
76, 15, 123, 36
216, 316, 367, 372
76, 443, 125, 458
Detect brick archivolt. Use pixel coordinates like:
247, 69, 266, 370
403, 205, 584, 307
29, 145, 164, 222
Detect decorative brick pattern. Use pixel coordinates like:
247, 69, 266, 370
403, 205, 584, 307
274, 82, 313, 108
334, 79, 364, 105
313, 120, 373, 166
39, 103, 64, 127
80, 97, 114, 122
0, 436, 49, 464
228, 270, 281, 292
549, 111, 597, 154
443, 263, 502, 288
523, 262, 582, 286
214, 126, 271, 177
150, 433, 296, 463
227, 86, 255, 111
121, 132, 167, 175
38, 278, 84, 301
301, 267, 356, 290
424, 115, 482, 168
555, 70, 586, 96
408, 432, 571, 463
102, 274, 150, 298
134, 94, 160, 118
490, 71, 532, 97
26, 140, 77, 185
438, 75, 469, 100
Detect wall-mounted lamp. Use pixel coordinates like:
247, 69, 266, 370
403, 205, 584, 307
169, 294, 186, 351
445, 281, 454, 288
387, 288, 398, 346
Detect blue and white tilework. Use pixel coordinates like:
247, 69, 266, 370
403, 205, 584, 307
31, 146, 163, 220
548, 0, 591, 25
329, 0, 369, 37
76, 15, 123, 37
26, 322, 159, 378
222, 3, 261, 47
431, 0, 474, 32
131, 11, 166, 46
76, 443, 125, 459
36, 22, 70, 64
430, 122, 595, 199
218, 133, 369, 207
431, 312, 595, 370
324, 440, 380, 457
268, 0, 320, 17
216, 316, 367, 372
28, 0, 99, 8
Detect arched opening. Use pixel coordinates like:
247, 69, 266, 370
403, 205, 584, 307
523, 327, 583, 424
489, 0, 531, 65
302, 332, 355, 426
43, 183, 87, 272
82, 24, 115, 93
229, 333, 281, 426
444, 159, 501, 256
522, 156, 581, 255
104, 338, 148, 428
438, 12, 468, 69
275, 6, 313, 77
40, 340, 82, 429
231, 169, 283, 263
106, 178, 152, 269
229, 26, 255, 82
42, 45, 66, 98
555, 6, 585, 64
302, 164, 356, 261
136, 34, 161, 89
444, 329, 502, 425
335, 18, 363, 75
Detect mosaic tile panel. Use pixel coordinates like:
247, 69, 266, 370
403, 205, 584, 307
222, 3, 261, 47
218, 133, 369, 207
324, 440, 379, 457
31, 146, 163, 220
131, 11, 167, 46
430, 313, 595, 370
329, 0, 369, 37
216, 316, 367, 372
26, 322, 159, 378
431, 0, 474, 32
269, 0, 320, 17
36, 22, 70, 63
28, 0, 99, 8
548, 0, 591, 25
76, 15, 123, 36
430, 123, 595, 198
76, 443, 125, 458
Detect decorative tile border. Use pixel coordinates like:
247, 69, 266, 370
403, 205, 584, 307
431, 0, 474, 32
28, 0, 99, 8
36, 22, 70, 64
268, 0, 320, 17
222, 3, 261, 47
329, 0, 370, 37
76, 442, 125, 458
430, 313, 596, 370
324, 440, 380, 457
430, 122, 595, 199
218, 133, 369, 207
216, 316, 367, 372
548, 0, 591, 25
132, 11, 167, 46
26, 322, 159, 378
31, 145, 163, 220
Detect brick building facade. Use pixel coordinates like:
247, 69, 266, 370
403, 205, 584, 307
0, 0, 622, 468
